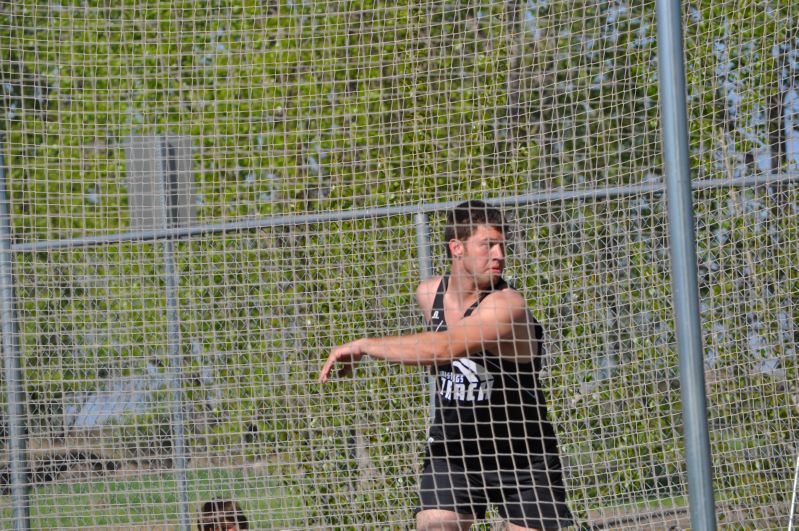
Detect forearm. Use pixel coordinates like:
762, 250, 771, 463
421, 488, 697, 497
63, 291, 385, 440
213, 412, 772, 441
360, 332, 463, 366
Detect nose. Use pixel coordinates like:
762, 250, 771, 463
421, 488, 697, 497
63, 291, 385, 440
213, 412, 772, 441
491, 243, 505, 260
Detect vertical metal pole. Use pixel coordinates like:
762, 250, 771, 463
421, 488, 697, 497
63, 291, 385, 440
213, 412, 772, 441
414, 212, 436, 424
415, 212, 434, 281
0, 147, 30, 530
160, 140, 190, 531
163, 239, 190, 530
655, 2, 717, 530
789, 452, 799, 531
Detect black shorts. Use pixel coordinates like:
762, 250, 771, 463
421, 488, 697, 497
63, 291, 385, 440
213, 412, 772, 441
417, 454, 574, 529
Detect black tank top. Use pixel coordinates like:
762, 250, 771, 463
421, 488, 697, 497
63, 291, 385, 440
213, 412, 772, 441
426, 274, 560, 465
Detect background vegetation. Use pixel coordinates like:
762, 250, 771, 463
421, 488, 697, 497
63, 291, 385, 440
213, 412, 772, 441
1, 0, 798, 528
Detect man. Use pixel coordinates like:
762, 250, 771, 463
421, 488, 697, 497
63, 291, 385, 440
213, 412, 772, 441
319, 200, 573, 530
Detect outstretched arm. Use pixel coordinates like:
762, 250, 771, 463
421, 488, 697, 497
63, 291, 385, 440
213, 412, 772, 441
318, 289, 530, 383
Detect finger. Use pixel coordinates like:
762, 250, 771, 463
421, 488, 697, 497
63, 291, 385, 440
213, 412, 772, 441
319, 346, 359, 383
319, 355, 336, 383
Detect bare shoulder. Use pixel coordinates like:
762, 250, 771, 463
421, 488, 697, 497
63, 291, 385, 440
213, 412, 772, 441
415, 276, 442, 320
478, 287, 541, 334
482, 287, 542, 362
479, 286, 530, 317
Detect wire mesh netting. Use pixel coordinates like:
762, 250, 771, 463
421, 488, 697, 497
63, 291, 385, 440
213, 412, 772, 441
1, 0, 798, 529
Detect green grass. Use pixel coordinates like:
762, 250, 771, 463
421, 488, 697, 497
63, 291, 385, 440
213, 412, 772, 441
0, 466, 305, 529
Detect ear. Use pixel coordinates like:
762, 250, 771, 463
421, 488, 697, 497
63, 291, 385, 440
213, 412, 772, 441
449, 239, 464, 258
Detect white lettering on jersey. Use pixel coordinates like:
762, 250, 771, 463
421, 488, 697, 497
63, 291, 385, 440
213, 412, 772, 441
438, 360, 494, 402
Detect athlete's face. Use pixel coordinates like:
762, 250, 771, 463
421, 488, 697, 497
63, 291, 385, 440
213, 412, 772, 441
451, 224, 506, 286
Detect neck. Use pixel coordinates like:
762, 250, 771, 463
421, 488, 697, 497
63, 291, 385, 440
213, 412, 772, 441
447, 269, 495, 303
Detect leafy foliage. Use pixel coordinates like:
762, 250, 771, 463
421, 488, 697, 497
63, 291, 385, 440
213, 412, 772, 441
1, 0, 798, 528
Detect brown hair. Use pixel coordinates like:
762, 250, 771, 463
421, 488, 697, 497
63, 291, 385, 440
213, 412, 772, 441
443, 199, 507, 257
198, 499, 249, 530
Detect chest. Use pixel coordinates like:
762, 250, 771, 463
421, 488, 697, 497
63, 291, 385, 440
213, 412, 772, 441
433, 297, 478, 330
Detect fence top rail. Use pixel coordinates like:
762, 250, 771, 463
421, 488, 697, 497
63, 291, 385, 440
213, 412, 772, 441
8, 173, 799, 252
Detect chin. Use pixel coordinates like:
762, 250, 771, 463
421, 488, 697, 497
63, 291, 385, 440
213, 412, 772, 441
478, 273, 501, 288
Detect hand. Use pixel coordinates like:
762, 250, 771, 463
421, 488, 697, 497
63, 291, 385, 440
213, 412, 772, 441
319, 339, 366, 383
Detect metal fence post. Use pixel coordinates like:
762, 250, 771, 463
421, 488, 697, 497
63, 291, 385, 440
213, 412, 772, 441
415, 212, 436, 424
159, 139, 190, 531
162, 236, 190, 531
655, 1, 717, 529
789, 452, 799, 531
125, 134, 192, 531
415, 212, 434, 281
0, 145, 31, 530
